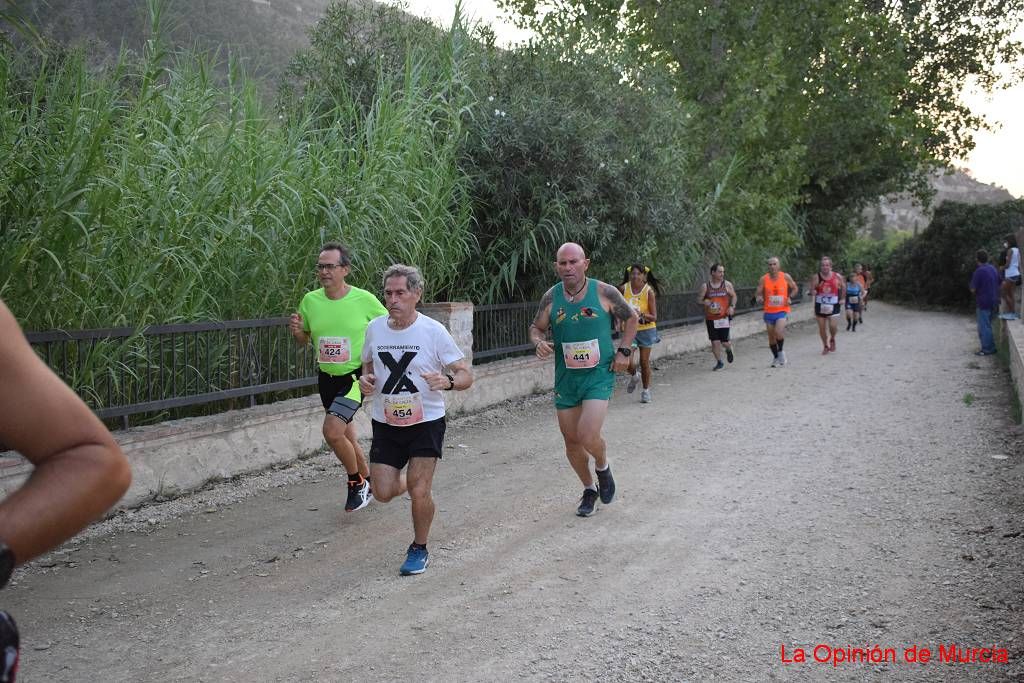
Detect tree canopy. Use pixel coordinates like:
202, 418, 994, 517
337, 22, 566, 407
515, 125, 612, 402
499, 0, 1023, 263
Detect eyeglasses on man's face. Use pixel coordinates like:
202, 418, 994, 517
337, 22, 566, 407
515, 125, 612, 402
315, 263, 343, 272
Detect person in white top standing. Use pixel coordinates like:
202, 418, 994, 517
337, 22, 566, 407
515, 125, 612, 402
359, 264, 473, 576
999, 234, 1021, 320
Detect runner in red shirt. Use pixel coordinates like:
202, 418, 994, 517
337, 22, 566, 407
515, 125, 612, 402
810, 256, 845, 355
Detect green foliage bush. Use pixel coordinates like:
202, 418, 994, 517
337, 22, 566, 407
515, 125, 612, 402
838, 233, 910, 283
877, 200, 1024, 309
282, 4, 726, 302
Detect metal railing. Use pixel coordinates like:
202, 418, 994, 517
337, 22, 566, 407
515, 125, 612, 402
20, 284, 802, 426
472, 284, 803, 363
26, 319, 317, 427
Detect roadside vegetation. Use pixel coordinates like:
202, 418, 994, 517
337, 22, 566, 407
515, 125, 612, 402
1, 0, 1020, 331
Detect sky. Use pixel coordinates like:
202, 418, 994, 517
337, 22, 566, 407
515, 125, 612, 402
393, 1, 1022, 198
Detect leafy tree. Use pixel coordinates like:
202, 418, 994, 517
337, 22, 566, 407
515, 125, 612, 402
499, 0, 1023, 265
878, 199, 1024, 308
459, 32, 704, 300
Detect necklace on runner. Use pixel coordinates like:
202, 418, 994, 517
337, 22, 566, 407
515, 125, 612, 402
565, 280, 586, 303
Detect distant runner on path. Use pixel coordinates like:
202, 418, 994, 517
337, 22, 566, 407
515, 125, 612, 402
755, 257, 798, 368
619, 263, 661, 402
845, 273, 864, 332
290, 242, 386, 513
359, 264, 473, 576
529, 243, 638, 517
810, 256, 845, 355
850, 263, 868, 325
697, 263, 737, 371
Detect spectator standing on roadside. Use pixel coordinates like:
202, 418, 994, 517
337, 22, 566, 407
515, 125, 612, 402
970, 250, 1000, 356
999, 235, 1021, 320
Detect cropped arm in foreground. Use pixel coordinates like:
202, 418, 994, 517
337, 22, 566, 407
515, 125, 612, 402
0, 300, 132, 566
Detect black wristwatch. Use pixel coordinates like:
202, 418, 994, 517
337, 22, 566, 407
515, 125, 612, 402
617, 347, 633, 358
0, 541, 15, 590
445, 373, 455, 390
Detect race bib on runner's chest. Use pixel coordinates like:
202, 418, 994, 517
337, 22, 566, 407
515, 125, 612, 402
817, 303, 833, 315
848, 296, 860, 304
713, 317, 730, 329
768, 295, 785, 306
562, 339, 601, 369
318, 336, 351, 364
383, 393, 425, 427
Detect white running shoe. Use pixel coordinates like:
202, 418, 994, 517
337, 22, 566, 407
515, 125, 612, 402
640, 389, 652, 403
626, 369, 641, 393
770, 356, 779, 368
777, 350, 787, 366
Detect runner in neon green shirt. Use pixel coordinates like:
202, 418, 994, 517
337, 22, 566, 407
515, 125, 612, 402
290, 242, 386, 513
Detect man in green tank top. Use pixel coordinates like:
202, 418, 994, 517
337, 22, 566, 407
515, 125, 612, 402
528, 243, 639, 517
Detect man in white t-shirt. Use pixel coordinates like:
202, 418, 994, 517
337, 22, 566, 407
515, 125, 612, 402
359, 264, 473, 576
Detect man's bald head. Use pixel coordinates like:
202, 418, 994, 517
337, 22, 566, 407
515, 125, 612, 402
554, 242, 589, 286
556, 242, 586, 261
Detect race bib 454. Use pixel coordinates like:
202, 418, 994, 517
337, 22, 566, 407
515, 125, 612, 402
383, 393, 425, 427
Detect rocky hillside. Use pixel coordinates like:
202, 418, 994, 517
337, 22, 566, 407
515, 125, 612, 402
8, 0, 363, 84
863, 168, 1016, 238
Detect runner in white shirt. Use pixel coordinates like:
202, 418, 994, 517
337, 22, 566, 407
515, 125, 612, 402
359, 264, 473, 576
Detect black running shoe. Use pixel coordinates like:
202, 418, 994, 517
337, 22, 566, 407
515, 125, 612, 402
596, 466, 616, 504
345, 478, 372, 512
576, 488, 599, 517
726, 347, 734, 363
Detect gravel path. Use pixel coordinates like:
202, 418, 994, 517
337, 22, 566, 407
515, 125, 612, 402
5, 302, 1024, 682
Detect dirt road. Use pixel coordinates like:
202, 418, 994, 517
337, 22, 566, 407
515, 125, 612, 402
5, 303, 1024, 681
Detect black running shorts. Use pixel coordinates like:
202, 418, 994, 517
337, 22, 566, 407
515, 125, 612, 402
369, 417, 446, 469
705, 319, 731, 342
318, 371, 362, 423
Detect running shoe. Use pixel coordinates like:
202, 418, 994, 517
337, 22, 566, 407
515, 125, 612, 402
726, 347, 734, 363
821, 347, 829, 355
400, 544, 429, 575
770, 356, 779, 367
640, 389, 652, 403
596, 466, 616, 504
345, 478, 372, 512
626, 368, 641, 393
999, 312, 1020, 320
777, 350, 787, 366
713, 360, 725, 371
846, 320, 852, 331
576, 488, 599, 517
828, 338, 836, 352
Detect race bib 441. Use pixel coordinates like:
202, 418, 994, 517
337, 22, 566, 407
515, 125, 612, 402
562, 339, 601, 369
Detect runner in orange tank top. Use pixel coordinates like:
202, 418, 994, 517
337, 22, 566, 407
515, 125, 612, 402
697, 263, 737, 370
755, 256, 799, 367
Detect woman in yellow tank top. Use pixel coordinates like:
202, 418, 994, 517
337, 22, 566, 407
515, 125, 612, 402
619, 264, 661, 402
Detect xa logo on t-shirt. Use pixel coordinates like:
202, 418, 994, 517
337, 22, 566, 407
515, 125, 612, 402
379, 351, 418, 394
